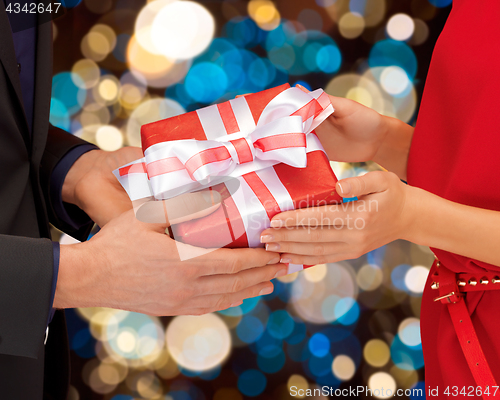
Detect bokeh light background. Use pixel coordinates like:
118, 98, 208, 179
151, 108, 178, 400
51, 0, 453, 398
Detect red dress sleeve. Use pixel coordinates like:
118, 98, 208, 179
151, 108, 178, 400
407, 0, 500, 392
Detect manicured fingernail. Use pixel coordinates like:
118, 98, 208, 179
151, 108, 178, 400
280, 257, 292, 264
259, 287, 273, 296
270, 220, 283, 228
260, 234, 273, 243
266, 243, 280, 251
274, 269, 287, 278
229, 302, 241, 308
267, 256, 280, 264
337, 181, 351, 195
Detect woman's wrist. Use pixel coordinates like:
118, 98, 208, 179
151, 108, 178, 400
372, 116, 414, 180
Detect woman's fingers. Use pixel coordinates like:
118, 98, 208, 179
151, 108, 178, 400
264, 241, 349, 257
279, 252, 356, 266
261, 226, 348, 243
269, 205, 348, 228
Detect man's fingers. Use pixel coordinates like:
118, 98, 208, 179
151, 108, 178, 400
134, 190, 221, 226
199, 248, 281, 275
195, 263, 287, 295
187, 281, 275, 313
336, 171, 393, 198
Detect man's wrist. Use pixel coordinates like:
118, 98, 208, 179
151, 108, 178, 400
61, 149, 103, 207
53, 242, 96, 309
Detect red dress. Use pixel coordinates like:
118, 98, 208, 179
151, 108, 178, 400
407, 0, 500, 396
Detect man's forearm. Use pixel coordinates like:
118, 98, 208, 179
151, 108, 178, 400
404, 186, 500, 267
373, 116, 414, 181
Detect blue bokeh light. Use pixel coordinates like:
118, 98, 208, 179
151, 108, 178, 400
308, 352, 333, 377
51, 72, 86, 116
334, 297, 360, 326
308, 333, 330, 357
257, 351, 286, 374
391, 264, 411, 291
316, 44, 342, 73
285, 320, 307, 344
237, 315, 265, 344
267, 310, 295, 340
391, 334, 425, 370
369, 39, 418, 79
255, 331, 283, 358
218, 295, 261, 317
238, 370, 267, 397
185, 62, 228, 104
49, 98, 70, 131
428, 0, 452, 7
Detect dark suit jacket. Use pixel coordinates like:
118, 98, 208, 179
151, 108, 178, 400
0, 4, 93, 398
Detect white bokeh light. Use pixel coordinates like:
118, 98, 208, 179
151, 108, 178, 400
135, 0, 179, 54
380, 66, 411, 96
151, 1, 215, 60
398, 317, 421, 347
368, 372, 397, 399
387, 13, 415, 41
404, 266, 429, 294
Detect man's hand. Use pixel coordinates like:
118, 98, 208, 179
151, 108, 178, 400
54, 208, 288, 315
62, 147, 143, 227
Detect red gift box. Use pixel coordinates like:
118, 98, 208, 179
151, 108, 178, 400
139, 84, 342, 250
115, 84, 342, 272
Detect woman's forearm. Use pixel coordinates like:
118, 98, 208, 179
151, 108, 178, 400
405, 186, 500, 267
372, 116, 414, 181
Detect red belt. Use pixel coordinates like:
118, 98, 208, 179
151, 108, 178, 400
431, 258, 499, 398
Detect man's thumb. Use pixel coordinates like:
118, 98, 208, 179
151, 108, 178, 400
135, 190, 222, 226
335, 171, 390, 198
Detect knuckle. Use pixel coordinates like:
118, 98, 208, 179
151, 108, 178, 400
213, 295, 229, 311
228, 258, 242, 274
313, 243, 326, 256
230, 276, 244, 293
310, 229, 322, 242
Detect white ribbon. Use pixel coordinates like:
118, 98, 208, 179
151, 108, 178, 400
114, 87, 334, 201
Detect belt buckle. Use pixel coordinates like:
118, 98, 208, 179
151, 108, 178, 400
433, 291, 461, 304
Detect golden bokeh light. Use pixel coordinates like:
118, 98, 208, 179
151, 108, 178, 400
95, 125, 124, 151
287, 374, 309, 399
127, 35, 192, 88
339, 12, 365, 39
303, 264, 327, 283
357, 263, 384, 291
364, 339, 391, 367
166, 314, 231, 371
332, 354, 356, 381
248, 0, 281, 31
291, 262, 357, 324
71, 59, 100, 89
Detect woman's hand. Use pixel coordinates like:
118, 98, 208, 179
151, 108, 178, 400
312, 91, 389, 163
260, 171, 418, 265
62, 147, 144, 227
298, 85, 414, 180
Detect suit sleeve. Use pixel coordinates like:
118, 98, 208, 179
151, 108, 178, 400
0, 235, 54, 358
39, 125, 98, 241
